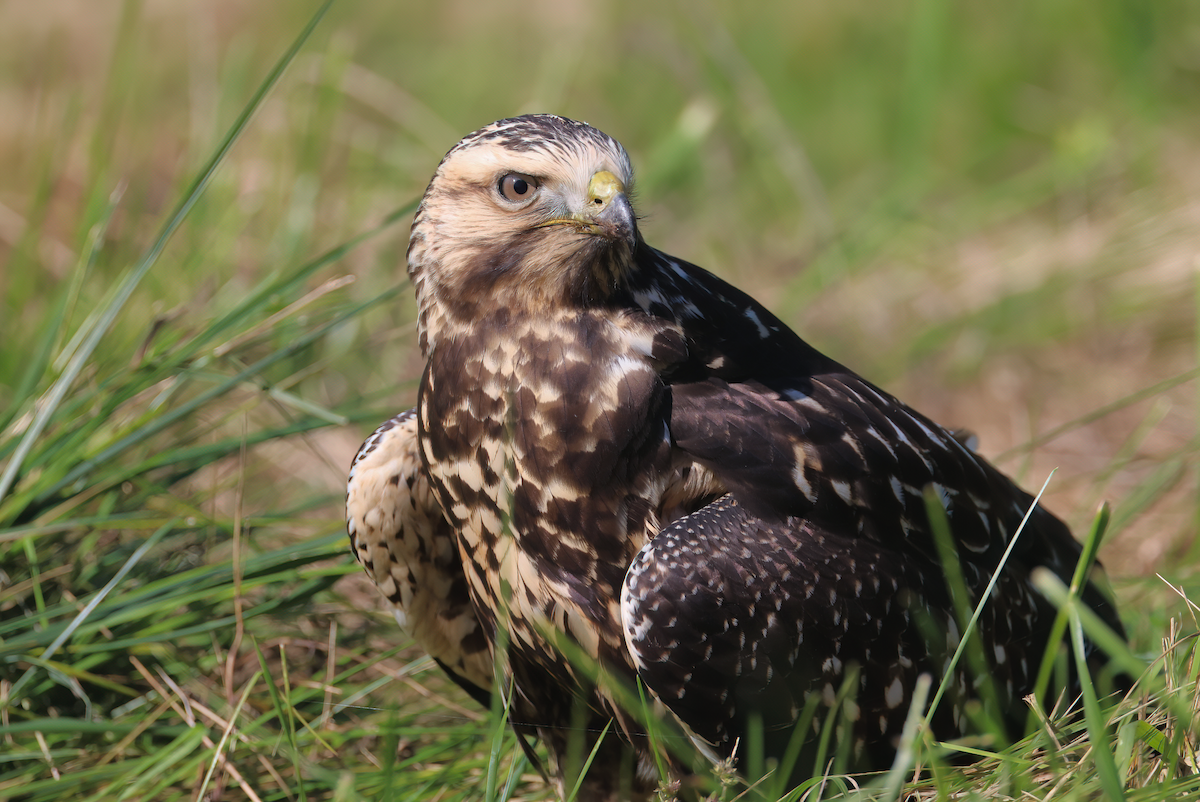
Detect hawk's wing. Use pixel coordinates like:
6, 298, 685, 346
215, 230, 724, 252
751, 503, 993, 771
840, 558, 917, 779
669, 373, 1033, 569
347, 410, 492, 706
630, 248, 1092, 583
620, 495, 1058, 770
618, 249, 1124, 764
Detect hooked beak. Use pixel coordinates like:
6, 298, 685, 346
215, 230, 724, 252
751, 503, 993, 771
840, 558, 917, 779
584, 170, 635, 245
538, 170, 636, 249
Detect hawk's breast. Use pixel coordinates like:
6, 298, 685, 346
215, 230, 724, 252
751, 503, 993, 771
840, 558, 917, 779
417, 308, 685, 666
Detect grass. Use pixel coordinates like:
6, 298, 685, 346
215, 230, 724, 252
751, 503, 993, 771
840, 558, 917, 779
1, 0, 1199, 799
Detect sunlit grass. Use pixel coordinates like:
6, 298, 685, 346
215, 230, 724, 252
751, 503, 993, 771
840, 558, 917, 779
1, 1, 1198, 799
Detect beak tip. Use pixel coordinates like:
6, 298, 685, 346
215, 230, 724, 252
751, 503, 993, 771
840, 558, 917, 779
599, 193, 636, 249
583, 171, 637, 249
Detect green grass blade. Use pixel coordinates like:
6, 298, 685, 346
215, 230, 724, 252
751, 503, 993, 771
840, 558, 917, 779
114, 725, 208, 802
1029, 502, 1112, 724
1068, 603, 1126, 801
5, 520, 173, 705
484, 677, 515, 802
194, 670, 261, 801
1033, 572, 1152, 705
565, 719, 613, 802
0, 0, 334, 510
921, 479, 1021, 742
27, 285, 403, 509
254, 636, 308, 802
874, 673, 932, 802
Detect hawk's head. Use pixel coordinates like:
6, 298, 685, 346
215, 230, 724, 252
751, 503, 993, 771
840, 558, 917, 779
408, 115, 638, 353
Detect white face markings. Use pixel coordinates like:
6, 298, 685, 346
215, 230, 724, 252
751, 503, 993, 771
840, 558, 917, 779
409, 116, 642, 356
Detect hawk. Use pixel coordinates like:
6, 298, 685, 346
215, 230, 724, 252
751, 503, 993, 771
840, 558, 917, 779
346, 115, 1125, 800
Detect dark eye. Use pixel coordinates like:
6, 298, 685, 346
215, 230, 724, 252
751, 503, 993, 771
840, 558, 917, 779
498, 173, 537, 203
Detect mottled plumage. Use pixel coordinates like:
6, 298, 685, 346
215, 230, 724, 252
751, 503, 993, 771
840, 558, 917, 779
346, 410, 492, 705
346, 115, 1125, 800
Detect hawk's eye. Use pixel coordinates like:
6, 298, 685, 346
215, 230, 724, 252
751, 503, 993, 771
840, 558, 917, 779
498, 173, 537, 203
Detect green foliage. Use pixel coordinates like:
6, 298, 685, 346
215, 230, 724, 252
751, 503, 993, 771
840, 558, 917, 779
1, 0, 1198, 800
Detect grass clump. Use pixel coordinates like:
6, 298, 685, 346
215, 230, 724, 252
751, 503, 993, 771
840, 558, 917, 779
0, 6, 517, 800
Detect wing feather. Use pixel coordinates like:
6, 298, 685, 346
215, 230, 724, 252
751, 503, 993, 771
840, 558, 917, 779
347, 410, 492, 705
633, 250, 1103, 600
622, 495, 1060, 775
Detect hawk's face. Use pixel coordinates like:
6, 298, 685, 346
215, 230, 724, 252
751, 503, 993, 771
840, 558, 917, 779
408, 115, 638, 353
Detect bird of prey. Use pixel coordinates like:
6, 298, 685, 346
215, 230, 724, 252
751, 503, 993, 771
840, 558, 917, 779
346, 114, 1125, 800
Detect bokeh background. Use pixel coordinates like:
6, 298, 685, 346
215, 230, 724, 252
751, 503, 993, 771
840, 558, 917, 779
1, 1, 1198, 799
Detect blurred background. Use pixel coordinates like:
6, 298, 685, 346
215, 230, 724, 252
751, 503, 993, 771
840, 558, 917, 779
1, 1, 1197, 799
